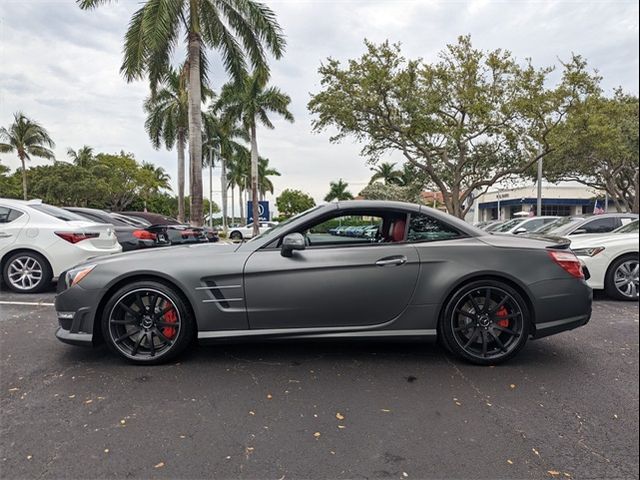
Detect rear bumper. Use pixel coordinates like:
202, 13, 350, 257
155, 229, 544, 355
530, 278, 592, 339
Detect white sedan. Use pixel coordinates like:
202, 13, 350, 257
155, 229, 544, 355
0, 199, 122, 293
571, 220, 639, 301
228, 221, 278, 241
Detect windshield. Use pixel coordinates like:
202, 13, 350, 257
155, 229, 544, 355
31, 204, 86, 222
614, 220, 639, 233
492, 218, 525, 232
534, 216, 582, 234
249, 205, 324, 243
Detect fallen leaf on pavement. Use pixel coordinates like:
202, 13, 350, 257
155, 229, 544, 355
336, 413, 345, 420
313, 432, 321, 438
547, 471, 560, 477
154, 462, 165, 468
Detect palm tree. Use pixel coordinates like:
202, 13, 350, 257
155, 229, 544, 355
144, 68, 189, 222
202, 106, 248, 230
78, 0, 286, 227
0, 112, 55, 200
258, 157, 280, 200
219, 72, 293, 234
227, 149, 251, 223
67, 145, 94, 168
324, 179, 354, 202
369, 162, 402, 185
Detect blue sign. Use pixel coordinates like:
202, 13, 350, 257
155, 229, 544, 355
247, 201, 270, 222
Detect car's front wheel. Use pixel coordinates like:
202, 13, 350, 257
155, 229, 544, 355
440, 280, 530, 365
229, 231, 243, 241
2, 251, 52, 293
605, 254, 639, 301
101, 281, 195, 364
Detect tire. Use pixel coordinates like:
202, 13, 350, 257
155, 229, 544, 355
440, 280, 530, 365
229, 231, 243, 241
101, 280, 196, 365
604, 254, 639, 301
2, 251, 52, 293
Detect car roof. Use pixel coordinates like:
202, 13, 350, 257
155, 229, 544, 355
0, 198, 43, 208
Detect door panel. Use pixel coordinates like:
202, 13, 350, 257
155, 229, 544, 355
243, 244, 420, 329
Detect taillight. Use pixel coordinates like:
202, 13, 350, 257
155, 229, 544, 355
133, 230, 157, 240
548, 250, 585, 279
55, 232, 99, 244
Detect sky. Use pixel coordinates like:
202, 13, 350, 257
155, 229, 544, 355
1, 0, 638, 211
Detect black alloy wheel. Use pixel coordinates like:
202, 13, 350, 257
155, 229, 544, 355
102, 281, 194, 364
441, 280, 530, 365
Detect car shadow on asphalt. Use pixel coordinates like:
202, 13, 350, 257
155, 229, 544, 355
55, 335, 581, 371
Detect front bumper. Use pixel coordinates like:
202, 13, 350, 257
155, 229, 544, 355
54, 286, 102, 347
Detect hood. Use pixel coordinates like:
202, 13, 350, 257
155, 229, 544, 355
87, 241, 240, 267
570, 232, 639, 249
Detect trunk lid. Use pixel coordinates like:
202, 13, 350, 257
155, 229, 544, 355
479, 233, 571, 250
63, 220, 119, 249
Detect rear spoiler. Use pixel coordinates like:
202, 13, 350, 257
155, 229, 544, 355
523, 234, 571, 249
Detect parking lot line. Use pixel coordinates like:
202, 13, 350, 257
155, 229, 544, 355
0, 300, 55, 307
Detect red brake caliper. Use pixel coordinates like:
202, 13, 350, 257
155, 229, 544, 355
496, 306, 510, 328
162, 307, 178, 339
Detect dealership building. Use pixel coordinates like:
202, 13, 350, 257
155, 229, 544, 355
470, 182, 604, 223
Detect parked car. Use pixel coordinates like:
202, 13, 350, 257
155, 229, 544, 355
1, 199, 121, 293
571, 223, 639, 301
55, 200, 591, 365
117, 211, 216, 244
534, 213, 638, 238
64, 207, 158, 251
483, 221, 505, 232
491, 216, 559, 235
228, 221, 278, 241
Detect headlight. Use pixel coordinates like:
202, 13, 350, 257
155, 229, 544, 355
572, 247, 605, 257
65, 264, 96, 287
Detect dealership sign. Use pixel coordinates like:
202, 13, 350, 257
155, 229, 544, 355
247, 201, 270, 222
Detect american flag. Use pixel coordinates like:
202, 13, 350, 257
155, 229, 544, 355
593, 200, 605, 215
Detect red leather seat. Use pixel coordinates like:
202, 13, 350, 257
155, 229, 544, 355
390, 219, 406, 242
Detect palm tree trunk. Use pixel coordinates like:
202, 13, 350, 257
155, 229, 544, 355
177, 130, 186, 223
220, 157, 228, 232
250, 122, 260, 235
187, 31, 203, 227
239, 188, 244, 224
230, 184, 235, 225
20, 154, 27, 200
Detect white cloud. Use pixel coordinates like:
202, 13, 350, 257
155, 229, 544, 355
1, 0, 638, 210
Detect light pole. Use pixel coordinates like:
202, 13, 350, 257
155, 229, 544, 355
537, 157, 543, 216
496, 192, 509, 221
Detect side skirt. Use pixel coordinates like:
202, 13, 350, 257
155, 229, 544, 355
198, 327, 437, 343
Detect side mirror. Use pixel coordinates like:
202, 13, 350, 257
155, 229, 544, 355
513, 227, 528, 234
573, 228, 587, 235
281, 233, 306, 257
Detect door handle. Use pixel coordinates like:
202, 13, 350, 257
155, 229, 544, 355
0, 232, 11, 239
375, 256, 407, 267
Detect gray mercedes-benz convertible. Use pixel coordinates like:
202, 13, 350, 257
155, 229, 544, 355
55, 200, 592, 365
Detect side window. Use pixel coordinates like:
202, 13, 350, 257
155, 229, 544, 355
307, 215, 384, 247
407, 213, 461, 242
0, 207, 24, 224
523, 219, 546, 231
581, 217, 618, 233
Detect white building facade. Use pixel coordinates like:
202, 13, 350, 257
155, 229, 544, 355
472, 182, 604, 223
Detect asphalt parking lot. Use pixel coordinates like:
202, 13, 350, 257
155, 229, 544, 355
0, 288, 638, 480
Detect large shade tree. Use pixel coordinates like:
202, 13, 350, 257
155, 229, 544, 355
309, 36, 600, 218
0, 112, 55, 200
219, 72, 293, 233
544, 90, 639, 213
78, 0, 286, 226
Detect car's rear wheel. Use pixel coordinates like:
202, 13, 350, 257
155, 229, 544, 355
101, 281, 195, 364
229, 231, 243, 241
440, 280, 530, 365
2, 251, 52, 293
605, 254, 639, 301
